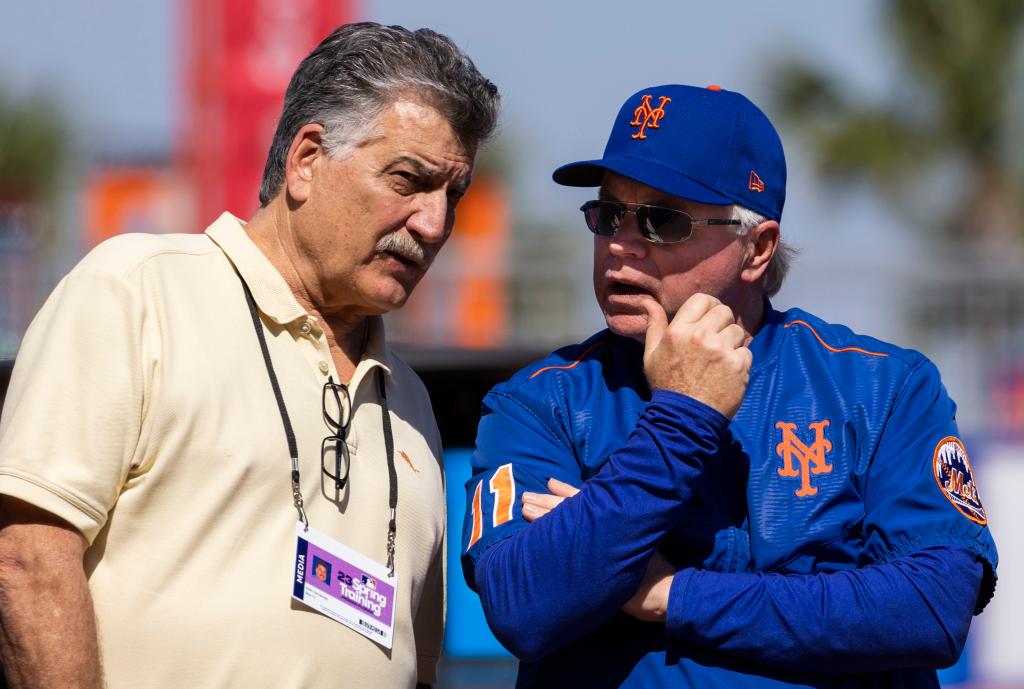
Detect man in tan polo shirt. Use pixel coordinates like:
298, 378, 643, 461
0, 22, 499, 689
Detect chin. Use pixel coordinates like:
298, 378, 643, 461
359, 277, 416, 314
372, 293, 411, 314
604, 313, 648, 343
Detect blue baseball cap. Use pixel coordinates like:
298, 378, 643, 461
553, 84, 786, 221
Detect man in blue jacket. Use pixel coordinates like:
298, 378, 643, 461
461, 84, 997, 688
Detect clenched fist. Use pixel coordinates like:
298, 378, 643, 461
642, 293, 751, 419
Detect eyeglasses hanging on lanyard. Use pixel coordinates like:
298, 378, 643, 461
239, 276, 398, 577
321, 379, 351, 490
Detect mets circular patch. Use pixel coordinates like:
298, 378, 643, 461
932, 436, 986, 525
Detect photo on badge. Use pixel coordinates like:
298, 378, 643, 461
312, 556, 332, 585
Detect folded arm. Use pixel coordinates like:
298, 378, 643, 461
661, 544, 981, 673
472, 391, 729, 660
468, 295, 751, 660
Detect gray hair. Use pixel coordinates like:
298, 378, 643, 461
731, 204, 797, 298
258, 22, 500, 206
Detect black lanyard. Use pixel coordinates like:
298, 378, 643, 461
239, 276, 398, 576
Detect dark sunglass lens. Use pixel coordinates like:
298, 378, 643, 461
645, 207, 693, 243
600, 205, 623, 236
584, 203, 620, 237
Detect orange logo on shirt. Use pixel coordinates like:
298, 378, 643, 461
399, 450, 420, 474
749, 171, 765, 192
776, 420, 833, 497
630, 95, 672, 140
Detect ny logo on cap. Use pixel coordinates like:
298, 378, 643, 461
630, 95, 671, 140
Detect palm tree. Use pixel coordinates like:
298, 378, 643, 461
769, 2, 1024, 431
770, 0, 1024, 248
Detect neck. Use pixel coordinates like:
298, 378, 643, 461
729, 288, 767, 346
245, 203, 369, 380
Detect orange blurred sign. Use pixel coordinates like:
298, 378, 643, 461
450, 177, 509, 348
85, 168, 191, 247
395, 175, 510, 349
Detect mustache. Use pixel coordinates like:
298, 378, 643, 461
374, 232, 434, 266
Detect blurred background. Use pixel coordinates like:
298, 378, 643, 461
0, 0, 1022, 687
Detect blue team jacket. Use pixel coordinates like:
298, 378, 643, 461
462, 304, 997, 688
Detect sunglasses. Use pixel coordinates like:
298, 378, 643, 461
580, 200, 741, 244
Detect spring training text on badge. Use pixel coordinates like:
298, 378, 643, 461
338, 576, 388, 617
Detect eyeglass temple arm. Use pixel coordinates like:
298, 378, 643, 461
693, 218, 742, 226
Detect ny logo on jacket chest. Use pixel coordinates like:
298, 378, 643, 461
775, 420, 834, 497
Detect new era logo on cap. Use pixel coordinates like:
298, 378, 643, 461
552, 84, 787, 221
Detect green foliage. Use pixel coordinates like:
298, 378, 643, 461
770, 0, 1024, 241
0, 92, 65, 201
889, 0, 1024, 164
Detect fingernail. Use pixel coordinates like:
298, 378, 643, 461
522, 492, 537, 504
522, 504, 539, 518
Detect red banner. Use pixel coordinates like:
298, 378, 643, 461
180, 0, 355, 227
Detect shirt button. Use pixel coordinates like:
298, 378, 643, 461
299, 322, 312, 335
318, 361, 330, 375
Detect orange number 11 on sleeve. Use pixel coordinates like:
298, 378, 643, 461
467, 464, 516, 549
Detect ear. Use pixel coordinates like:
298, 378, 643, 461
740, 220, 780, 285
284, 123, 326, 204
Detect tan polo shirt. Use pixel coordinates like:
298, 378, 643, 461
0, 213, 445, 689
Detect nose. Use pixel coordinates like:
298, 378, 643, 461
406, 190, 452, 245
606, 210, 647, 258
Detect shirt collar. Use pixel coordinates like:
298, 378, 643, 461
205, 212, 393, 383
350, 316, 393, 392
205, 212, 308, 326
749, 298, 787, 370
